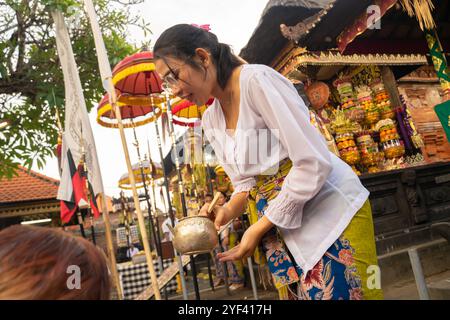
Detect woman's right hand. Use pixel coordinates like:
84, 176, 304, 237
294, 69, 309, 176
198, 202, 213, 219
198, 203, 232, 230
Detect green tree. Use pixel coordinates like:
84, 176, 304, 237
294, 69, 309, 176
0, 0, 150, 179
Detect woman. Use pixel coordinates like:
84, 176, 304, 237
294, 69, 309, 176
154, 24, 383, 300
0, 225, 111, 300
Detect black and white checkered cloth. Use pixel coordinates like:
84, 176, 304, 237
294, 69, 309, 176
117, 259, 178, 300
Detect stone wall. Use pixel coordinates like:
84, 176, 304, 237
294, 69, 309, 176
397, 66, 450, 163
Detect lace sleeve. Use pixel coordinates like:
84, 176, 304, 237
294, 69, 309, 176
231, 177, 256, 198
263, 190, 304, 229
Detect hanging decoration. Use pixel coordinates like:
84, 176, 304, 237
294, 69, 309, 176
399, 0, 436, 31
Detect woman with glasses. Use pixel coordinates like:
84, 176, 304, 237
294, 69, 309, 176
153, 24, 383, 300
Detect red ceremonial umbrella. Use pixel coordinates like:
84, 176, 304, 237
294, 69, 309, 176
171, 98, 214, 127
112, 51, 165, 106
96, 93, 162, 128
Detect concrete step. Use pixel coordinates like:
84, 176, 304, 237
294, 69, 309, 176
378, 239, 450, 286
427, 277, 450, 300
383, 270, 450, 300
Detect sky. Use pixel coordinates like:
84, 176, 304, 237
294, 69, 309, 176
33, 0, 268, 204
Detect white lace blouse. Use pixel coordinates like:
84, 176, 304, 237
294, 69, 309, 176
202, 64, 369, 273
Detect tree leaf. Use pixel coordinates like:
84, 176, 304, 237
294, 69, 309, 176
0, 0, 144, 179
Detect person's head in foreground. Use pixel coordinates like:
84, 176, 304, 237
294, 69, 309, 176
154, 23, 243, 106
0, 225, 111, 300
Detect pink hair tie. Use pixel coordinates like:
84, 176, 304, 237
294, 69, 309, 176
191, 24, 211, 32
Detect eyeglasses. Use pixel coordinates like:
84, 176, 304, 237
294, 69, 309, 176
161, 59, 187, 89
163, 67, 179, 87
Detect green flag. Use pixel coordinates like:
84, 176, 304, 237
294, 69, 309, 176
434, 100, 450, 142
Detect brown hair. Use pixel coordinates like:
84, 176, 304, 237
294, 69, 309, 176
0, 225, 111, 300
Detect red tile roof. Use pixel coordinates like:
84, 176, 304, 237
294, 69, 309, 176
0, 166, 60, 204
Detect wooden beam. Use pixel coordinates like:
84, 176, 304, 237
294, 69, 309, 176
381, 66, 402, 108
0, 201, 60, 218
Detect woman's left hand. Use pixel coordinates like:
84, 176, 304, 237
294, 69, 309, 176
217, 224, 262, 262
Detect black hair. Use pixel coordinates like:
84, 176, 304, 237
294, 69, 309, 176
154, 24, 243, 89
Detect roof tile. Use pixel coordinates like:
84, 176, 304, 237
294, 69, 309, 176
0, 167, 59, 204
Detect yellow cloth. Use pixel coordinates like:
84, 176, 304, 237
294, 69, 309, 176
339, 200, 384, 300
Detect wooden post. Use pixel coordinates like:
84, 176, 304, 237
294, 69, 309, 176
165, 94, 201, 300
132, 128, 168, 299
98, 193, 123, 299
108, 80, 161, 300
381, 66, 402, 107
150, 103, 189, 300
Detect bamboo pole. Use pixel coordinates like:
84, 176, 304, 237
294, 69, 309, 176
203, 149, 215, 195
108, 79, 161, 300
146, 140, 164, 256
131, 126, 168, 299
187, 128, 201, 201
99, 193, 123, 299
131, 127, 160, 255
145, 141, 171, 297
164, 94, 201, 300
150, 97, 189, 300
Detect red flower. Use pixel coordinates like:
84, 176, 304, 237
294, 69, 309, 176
302, 260, 325, 290
287, 266, 299, 282
339, 249, 354, 266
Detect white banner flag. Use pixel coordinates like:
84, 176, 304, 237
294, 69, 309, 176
52, 10, 104, 201
83, 0, 114, 96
